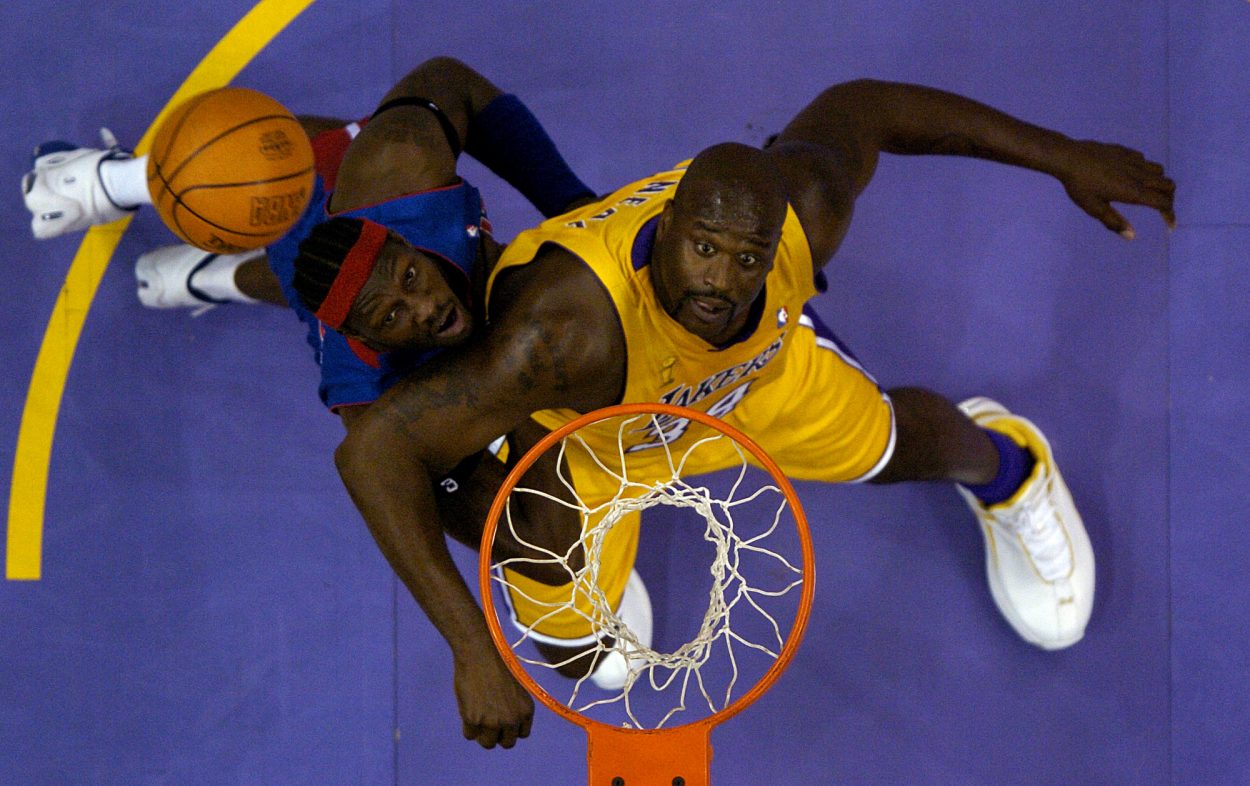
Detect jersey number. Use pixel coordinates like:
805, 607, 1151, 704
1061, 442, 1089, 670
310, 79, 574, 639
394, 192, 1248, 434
628, 381, 754, 453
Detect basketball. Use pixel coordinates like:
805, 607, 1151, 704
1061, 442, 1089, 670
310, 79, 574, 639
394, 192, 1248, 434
146, 87, 314, 253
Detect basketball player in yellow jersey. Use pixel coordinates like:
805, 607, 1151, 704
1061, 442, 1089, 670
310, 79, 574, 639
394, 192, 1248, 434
333, 78, 1175, 748
489, 160, 893, 482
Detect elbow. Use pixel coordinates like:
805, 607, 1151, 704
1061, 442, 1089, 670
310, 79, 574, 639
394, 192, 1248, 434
818, 78, 892, 108
417, 55, 473, 78
334, 409, 394, 489
334, 405, 432, 497
412, 56, 499, 107
831, 77, 887, 92
334, 426, 370, 491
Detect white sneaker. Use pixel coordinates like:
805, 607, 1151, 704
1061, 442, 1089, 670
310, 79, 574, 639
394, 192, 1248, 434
135, 243, 262, 315
22, 129, 137, 239
591, 569, 653, 690
956, 397, 1095, 650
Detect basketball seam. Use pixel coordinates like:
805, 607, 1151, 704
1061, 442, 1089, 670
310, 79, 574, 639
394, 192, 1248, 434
174, 166, 315, 193
147, 164, 176, 218
168, 166, 314, 239
147, 90, 218, 204
161, 114, 303, 188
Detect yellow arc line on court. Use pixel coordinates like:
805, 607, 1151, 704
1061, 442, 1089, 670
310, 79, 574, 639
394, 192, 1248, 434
6, 0, 316, 581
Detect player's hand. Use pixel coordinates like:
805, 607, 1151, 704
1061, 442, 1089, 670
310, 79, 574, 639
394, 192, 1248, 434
453, 649, 534, 749
1054, 139, 1176, 240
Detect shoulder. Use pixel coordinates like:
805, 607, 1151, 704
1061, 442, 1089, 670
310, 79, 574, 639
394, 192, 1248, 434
490, 181, 674, 307
491, 243, 613, 345
764, 141, 858, 267
329, 111, 458, 213
487, 244, 624, 411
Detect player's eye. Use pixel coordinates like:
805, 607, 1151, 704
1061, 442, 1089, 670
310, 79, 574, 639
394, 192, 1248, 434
739, 253, 759, 267
695, 241, 715, 256
382, 308, 398, 326
403, 266, 416, 287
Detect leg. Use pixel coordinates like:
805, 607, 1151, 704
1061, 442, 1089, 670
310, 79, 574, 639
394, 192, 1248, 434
442, 418, 648, 687
873, 388, 1096, 650
870, 386, 999, 485
436, 419, 584, 587
745, 320, 1093, 650
432, 428, 616, 682
135, 245, 285, 311
232, 256, 287, 305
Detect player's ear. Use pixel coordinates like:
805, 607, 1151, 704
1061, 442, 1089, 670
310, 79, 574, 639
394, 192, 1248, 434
336, 315, 365, 342
657, 200, 674, 239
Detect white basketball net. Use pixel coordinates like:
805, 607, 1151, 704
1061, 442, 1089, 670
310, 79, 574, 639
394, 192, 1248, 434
489, 413, 805, 730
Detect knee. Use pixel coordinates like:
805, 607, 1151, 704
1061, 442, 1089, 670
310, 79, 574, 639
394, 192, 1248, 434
534, 639, 605, 680
499, 559, 578, 587
872, 387, 988, 484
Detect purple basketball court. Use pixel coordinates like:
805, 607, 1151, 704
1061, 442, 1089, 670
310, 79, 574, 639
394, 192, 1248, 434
3, 2, 1247, 784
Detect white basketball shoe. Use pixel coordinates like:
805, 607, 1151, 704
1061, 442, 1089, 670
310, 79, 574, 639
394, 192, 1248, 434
956, 397, 1095, 650
22, 129, 137, 239
135, 243, 263, 315
591, 569, 653, 690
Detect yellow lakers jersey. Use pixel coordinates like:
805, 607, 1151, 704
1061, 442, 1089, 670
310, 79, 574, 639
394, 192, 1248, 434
486, 163, 895, 640
487, 162, 820, 452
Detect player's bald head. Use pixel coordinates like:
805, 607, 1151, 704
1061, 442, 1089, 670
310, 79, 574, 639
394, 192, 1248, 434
669, 143, 788, 238
651, 143, 789, 346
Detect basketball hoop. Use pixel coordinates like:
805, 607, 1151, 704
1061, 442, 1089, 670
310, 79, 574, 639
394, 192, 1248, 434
479, 403, 815, 785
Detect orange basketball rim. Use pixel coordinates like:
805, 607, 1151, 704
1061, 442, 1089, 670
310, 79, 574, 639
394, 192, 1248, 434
479, 403, 816, 786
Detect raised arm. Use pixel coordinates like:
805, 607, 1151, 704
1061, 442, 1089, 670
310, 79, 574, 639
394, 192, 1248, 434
333, 249, 622, 748
332, 56, 593, 216
767, 78, 1176, 267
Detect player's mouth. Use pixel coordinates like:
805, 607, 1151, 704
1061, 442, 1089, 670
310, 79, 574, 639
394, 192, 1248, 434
432, 303, 468, 341
686, 294, 733, 324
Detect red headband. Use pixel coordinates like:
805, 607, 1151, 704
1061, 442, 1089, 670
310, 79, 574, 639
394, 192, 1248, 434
314, 219, 389, 329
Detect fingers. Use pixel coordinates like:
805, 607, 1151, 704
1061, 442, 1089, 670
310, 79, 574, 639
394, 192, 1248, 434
1137, 175, 1177, 230
453, 654, 536, 750
1070, 140, 1177, 234
1132, 186, 1175, 213
462, 719, 503, 749
1143, 191, 1177, 231
1109, 157, 1176, 232
498, 722, 520, 750
461, 716, 532, 750
1090, 199, 1134, 239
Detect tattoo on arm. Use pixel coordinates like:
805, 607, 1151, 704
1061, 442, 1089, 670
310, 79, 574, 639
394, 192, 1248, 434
371, 305, 588, 464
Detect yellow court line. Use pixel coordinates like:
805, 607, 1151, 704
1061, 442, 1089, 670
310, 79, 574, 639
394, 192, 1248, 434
6, 0, 317, 580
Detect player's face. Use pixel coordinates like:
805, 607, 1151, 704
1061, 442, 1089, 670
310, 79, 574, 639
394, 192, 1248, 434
345, 241, 473, 352
652, 200, 779, 346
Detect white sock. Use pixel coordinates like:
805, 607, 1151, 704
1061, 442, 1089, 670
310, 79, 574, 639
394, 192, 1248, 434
191, 251, 264, 303
99, 155, 152, 208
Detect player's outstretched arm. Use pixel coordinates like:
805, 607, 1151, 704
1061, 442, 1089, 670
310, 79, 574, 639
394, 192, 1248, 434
332, 56, 593, 217
333, 249, 622, 748
770, 79, 1175, 265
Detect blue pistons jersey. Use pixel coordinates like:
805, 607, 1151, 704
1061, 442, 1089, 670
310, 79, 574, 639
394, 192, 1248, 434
266, 126, 489, 411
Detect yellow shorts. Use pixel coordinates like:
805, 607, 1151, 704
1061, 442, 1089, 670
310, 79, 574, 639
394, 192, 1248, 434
503, 307, 895, 641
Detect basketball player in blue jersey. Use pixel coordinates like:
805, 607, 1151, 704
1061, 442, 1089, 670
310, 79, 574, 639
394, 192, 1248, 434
315, 78, 1175, 748
22, 57, 595, 414
21, 57, 610, 745
21, 55, 601, 502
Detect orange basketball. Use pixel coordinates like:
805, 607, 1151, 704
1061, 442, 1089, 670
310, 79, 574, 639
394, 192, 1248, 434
146, 87, 315, 253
